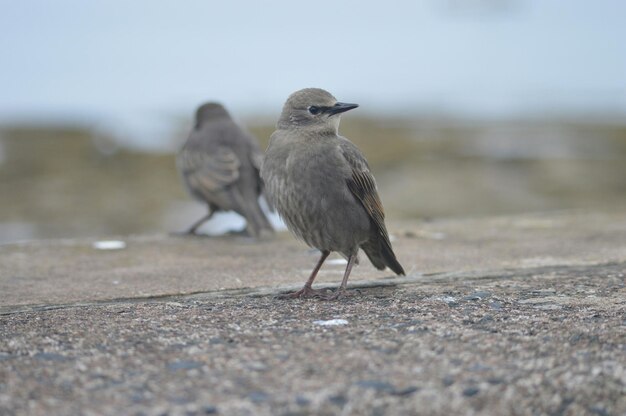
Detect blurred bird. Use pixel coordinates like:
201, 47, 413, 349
177, 102, 274, 237
261, 88, 404, 299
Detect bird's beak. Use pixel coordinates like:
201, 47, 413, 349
326, 102, 359, 116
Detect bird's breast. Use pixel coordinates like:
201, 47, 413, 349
263, 142, 370, 252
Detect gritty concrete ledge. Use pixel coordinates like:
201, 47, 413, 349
1, 211, 626, 415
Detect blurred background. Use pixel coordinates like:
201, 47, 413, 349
1, 0, 625, 243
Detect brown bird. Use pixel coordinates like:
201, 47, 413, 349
177, 102, 273, 237
261, 88, 404, 299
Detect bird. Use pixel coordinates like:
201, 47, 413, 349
261, 88, 404, 299
176, 102, 274, 237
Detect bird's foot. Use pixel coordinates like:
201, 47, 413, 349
322, 288, 360, 301
276, 286, 330, 299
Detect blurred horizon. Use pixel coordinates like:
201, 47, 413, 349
1, 0, 625, 243
2, 0, 626, 149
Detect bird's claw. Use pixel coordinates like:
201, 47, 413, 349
321, 288, 360, 301
276, 287, 360, 301
276, 286, 330, 299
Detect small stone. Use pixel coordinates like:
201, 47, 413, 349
489, 301, 503, 310
589, 405, 609, 416
463, 387, 480, 397
370, 406, 388, 416
440, 296, 457, 304
487, 377, 504, 385
531, 288, 556, 296
168, 395, 192, 405
442, 375, 455, 387
34, 352, 71, 362
393, 320, 422, 328
248, 391, 269, 403
202, 405, 218, 414
167, 360, 203, 371
355, 380, 395, 392
328, 394, 347, 406
439, 295, 459, 307
463, 291, 491, 301
92, 240, 126, 250
534, 303, 562, 310
569, 333, 583, 345
469, 363, 491, 372
295, 395, 310, 406
391, 386, 420, 396
246, 361, 268, 371
313, 319, 348, 326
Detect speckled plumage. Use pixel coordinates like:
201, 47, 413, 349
177, 102, 273, 237
261, 89, 404, 299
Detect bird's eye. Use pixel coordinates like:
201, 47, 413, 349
308, 106, 320, 115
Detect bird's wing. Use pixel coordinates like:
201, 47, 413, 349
339, 141, 389, 242
178, 145, 241, 194
340, 140, 405, 274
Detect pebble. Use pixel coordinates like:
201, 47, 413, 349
469, 363, 491, 372
487, 377, 504, 385
92, 240, 126, 250
246, 361, 268, 371
489, 301, 504, 310
589, 405, 610, 416
295, 395, 310, 406
534, 304, 562, 310
463, 386, 480, 397
167, 360, 203, 371
391, 386, 420, 396
355, 380, 419, 396
355, 380, 395, 392
328, 394, 347, 406
463, 291, 492, 301
439, 296, 459, 307
442, 375, 455, 387
34, 352, 71, 362
248, 391, 269, 403
313, 319, 348, 326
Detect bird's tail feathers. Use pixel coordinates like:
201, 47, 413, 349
230, 190, 274, 238
362, 235, 405, 276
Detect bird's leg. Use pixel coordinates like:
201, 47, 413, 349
185, 208, 214, 235
325, 253, 358, 300
278, 250, 330, 299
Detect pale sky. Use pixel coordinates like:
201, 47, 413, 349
1, 0, 625, 144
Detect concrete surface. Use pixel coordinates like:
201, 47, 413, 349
1, 211, 626, 415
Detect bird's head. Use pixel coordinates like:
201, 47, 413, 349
277, 88, 358, 133
195, 102, 230, 127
